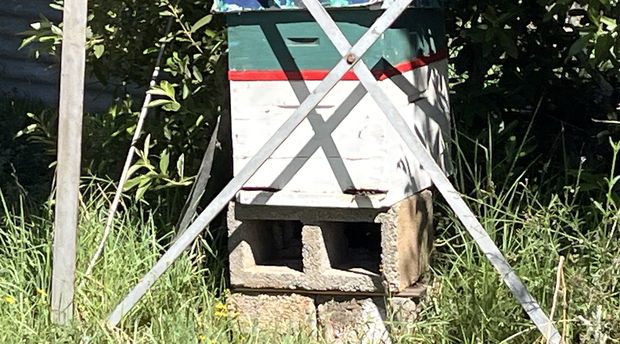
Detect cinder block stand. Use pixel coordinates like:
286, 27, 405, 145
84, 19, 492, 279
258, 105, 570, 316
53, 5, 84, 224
226, 190, 433, 342
227, 292, 425, 343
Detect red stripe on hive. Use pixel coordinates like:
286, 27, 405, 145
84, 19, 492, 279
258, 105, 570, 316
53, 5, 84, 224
228, 49, 448, 81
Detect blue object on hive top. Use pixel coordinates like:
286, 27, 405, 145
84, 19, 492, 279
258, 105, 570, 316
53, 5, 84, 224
212, 0, 442, 13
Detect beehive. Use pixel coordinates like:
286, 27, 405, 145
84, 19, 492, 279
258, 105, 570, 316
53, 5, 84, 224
217, 1, 451, 209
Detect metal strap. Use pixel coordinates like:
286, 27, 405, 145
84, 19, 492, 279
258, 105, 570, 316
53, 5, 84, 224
106, 0, 414, 326
300, 0, 561, 342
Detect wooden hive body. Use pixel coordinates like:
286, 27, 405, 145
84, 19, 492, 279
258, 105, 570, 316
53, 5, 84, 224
227, 9, 451, 209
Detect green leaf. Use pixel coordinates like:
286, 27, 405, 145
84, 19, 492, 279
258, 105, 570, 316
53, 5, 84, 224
123, 176, 143, 191
593, 34, 613, 65
497, 30, 518, 58
125, 164, 145, 180
93, 44, 105, 59
19, 35, 37, 50
567, 34, 592, 58
159, 149, 170, 176
182, 83, 190, 99
160, 80, 176, 99
192, 66, 203, 83
163, 126, 172, 140
586, 6, 601, 27
143, 134, 151, 160
600, 16, 617, 31
143, 47, 159, 55
162, 101, 181, 112
135, 180, 152, 201
176, 153, 185, 179
15, 124, 37, 138
51, 25, 62, 36
190, 15, 213, 33
147, 99, 173, 108
147, 88, 169, 97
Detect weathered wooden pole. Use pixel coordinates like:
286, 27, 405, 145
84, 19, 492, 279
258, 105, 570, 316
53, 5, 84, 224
51, 0, 88, 325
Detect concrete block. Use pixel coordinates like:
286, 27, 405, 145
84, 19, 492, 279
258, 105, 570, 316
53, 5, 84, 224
228, 203, 382, 292
378, 189, 433, 291
317, 297, 391, 344
387, 297, 420, 323
226, 293, 317, 334
228, 190, 433, 293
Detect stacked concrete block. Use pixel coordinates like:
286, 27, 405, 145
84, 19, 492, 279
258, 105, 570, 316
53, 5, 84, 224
378, 190, 433, 291
227, 293, 317, 334
227, 189, 432, 343
317, 297, 391, 344
386, 297, 420, 323
226, 293, 423, 342
228, 190, 433, 293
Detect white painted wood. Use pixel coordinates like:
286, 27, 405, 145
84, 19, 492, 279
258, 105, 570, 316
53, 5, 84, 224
51, 0, 87, 326
231, 61, 451, 208
236, 190, 387, 208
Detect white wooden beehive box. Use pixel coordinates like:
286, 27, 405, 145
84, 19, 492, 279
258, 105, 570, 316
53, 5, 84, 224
226, 8, 451, 209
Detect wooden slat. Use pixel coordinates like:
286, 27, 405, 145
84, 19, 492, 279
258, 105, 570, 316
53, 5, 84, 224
50, 0, 87, 326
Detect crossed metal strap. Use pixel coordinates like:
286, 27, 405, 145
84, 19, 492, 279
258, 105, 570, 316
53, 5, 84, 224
107, 1, 562, 342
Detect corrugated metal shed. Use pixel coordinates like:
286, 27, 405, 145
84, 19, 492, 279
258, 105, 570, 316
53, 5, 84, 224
0, 0, 61, 105
0, 0, 132, 111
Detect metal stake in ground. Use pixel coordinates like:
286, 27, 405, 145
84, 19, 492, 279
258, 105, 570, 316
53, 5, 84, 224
300, 0, 561, 342
84, 18, 174, 277
106, 0, 414, 326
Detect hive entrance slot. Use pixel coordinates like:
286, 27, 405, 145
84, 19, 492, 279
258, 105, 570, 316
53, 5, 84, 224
286, 37, 320, 46
252, 220, 303, 272
326, 222, 381, 275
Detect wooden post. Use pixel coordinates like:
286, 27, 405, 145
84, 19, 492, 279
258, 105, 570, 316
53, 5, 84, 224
51, 0, 88, 325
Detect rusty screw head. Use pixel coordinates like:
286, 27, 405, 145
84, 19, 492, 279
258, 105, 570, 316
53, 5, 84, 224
346, 53, 357, 64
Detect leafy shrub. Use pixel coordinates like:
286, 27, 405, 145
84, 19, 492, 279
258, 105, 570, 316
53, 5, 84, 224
0, 97, 53, 204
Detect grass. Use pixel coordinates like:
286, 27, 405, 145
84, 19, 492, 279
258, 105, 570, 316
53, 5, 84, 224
0, 139, 619, 342
0, 178, 322, 343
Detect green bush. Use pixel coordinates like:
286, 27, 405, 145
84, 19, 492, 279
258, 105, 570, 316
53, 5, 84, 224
0, 97, 53, 204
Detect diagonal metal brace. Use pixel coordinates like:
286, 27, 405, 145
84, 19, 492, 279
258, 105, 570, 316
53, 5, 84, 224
300, 0, 562, 342
106, 0, 414, 326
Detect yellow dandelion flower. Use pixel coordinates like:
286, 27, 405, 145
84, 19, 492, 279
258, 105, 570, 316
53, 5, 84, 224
214, 310, 227, 318
214, 302, 226, 310
198, 334, 207, 341
4, 296, 16, 304
36, 288, 48, 296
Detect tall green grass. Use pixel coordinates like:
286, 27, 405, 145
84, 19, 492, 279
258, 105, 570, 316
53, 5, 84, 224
0, 179, 320, 343
0, 179, 226, 343
1, 145, 619, 343
388, 139, 620, 343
